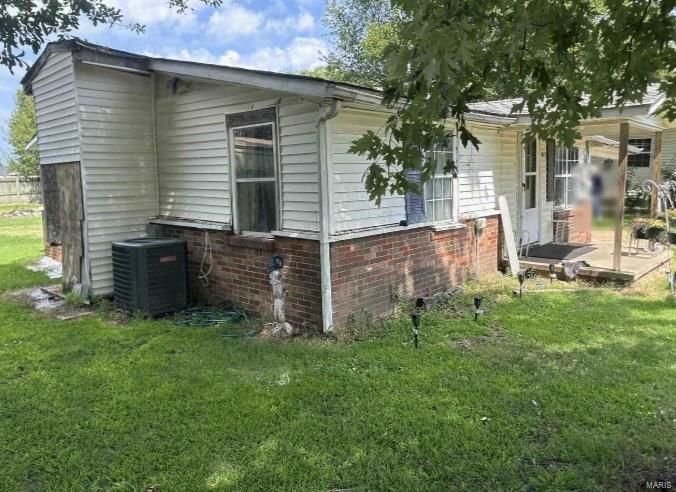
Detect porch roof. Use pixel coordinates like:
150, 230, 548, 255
467, 85, 665, 119
585, 135, 642, 159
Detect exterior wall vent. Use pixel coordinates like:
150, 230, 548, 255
112, 238, 187, 315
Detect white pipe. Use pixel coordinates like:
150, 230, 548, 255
150, 73, 160, 218
317, 100, 341, 332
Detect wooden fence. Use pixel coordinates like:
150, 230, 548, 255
0, 176, 41, 204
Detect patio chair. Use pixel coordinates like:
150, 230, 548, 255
514, 229, 532, 257
552, 217, 571, 245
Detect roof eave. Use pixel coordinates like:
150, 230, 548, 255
21, 40, 76, 94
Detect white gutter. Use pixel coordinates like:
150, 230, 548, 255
317, 100, 341, 332
465, 112, 517, 125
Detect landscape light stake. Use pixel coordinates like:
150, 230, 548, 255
548, 264, 556, 284
411, 312, 421, 349
517, 270, 526, 298
473, 296, 483, 322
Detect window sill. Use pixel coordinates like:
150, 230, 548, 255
271, 230, 319, 241
430, 221, 466, 232
149, 217, 231, 231
228, 234, 275, 251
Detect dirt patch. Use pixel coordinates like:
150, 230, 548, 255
452, 324, 508, 349
2, 286, 95, 320
0, 208, 42, 218
27, 256, 62, 279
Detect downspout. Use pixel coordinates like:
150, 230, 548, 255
150, 72, 160, 219
317, 99, 341, 332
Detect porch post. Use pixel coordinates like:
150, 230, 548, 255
613, 122, 629, 271
650, 131, 662, 217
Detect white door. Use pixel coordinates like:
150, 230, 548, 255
521, 139, 539, 244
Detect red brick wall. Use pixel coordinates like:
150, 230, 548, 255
553, 202, 592, 244
157, 217, 501, 330
44, 244, 62, 262
160, 226, 322, 327
330, 217, 500, 327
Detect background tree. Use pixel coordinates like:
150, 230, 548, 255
348, 0, 675, 204
6, 90, 38, 176
322, 0, 404, 86
0, 0, 221, 73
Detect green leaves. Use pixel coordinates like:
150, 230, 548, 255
323, 0, 405, 86
6, 90, 38, 176
350, 0, 675, 205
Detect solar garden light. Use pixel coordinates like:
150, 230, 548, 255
411, 311, 421, 348
548, 264, 556, 284
517, 270, 526, 297
473, 296, 484, 322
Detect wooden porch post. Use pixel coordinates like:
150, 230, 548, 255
650, 131, 662, 217
613, 122, 629, 271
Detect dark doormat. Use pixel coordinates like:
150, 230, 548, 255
527, 243, 596, 260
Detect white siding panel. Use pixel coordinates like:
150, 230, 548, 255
661, 129, 676, 178
155, 77, 234, 223
458, 126, 518, 223
75, 63, 157, 296
279, 99, 320, 232
155, 76, 320, 232
539, 139, 554, 244
32, 52, 80, 164
330, 109, 405, 232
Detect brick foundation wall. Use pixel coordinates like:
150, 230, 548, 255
44, 244, 62, 262
330, 217, 500, 328
553, 202, 592, 244
160, 226, 322, 328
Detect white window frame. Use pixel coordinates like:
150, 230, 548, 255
228, 121, 280, 236
627, 138, 652, 168
554, 145, 579, 209
424, 148, 459, 225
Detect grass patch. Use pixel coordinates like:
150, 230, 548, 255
0, 215, 674, 489
0, 202, 42, 214
592, 214, 636, 232
0, 216, 52, 291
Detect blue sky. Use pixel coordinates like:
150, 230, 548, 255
0, 0, 329, 162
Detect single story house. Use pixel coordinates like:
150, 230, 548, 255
22, 39, 675, 330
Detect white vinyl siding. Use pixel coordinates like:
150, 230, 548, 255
32, 52, 80, 165
457, 126, 519, 224
279, 100, 320, 232
75, 62, 157, 295
155, 76, 320, 231
661, 129, 676, 180
330, 109, 406, 232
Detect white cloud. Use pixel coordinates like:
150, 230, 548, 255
206, 5, 263, 38
107, 0, 203, 28
264, 11, 315, 34
150, 36, 327, 73
243, 37, 326, 72
206, 4, 316, 39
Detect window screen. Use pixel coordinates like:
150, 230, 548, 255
232, 123, 278, 233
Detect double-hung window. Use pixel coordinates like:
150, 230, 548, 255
423, 146, 455, 223
628, 138, 651, 168
229, 115, 278, 234
554, 146, 578, 209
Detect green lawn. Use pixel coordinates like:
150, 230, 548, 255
592, 213, 638, 232
0, 216, 674, 490
0, 215, 51, 291
0, 202, 42, 214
